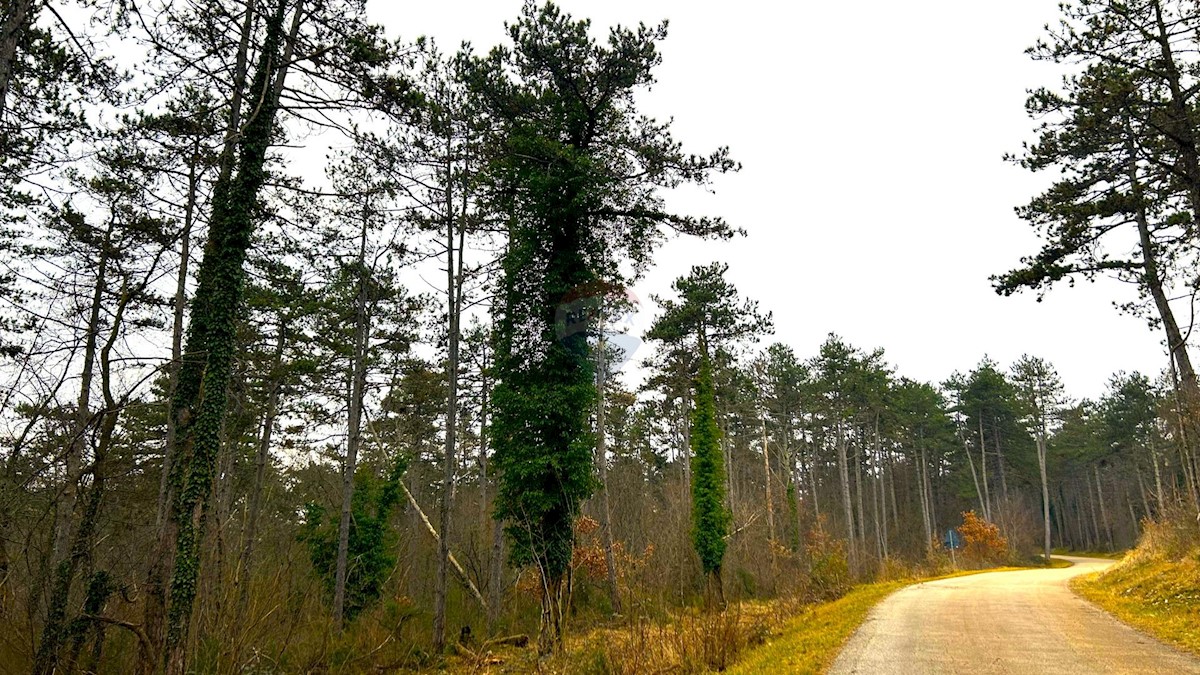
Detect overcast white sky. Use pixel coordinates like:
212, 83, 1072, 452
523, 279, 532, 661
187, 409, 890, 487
368, 0, 1175, 400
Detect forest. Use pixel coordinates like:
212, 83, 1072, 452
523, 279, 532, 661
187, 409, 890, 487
2, 0, 1200, 673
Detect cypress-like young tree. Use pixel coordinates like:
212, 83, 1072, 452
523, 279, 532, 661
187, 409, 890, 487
690, 350, 728, 604
646, 262, 771, 594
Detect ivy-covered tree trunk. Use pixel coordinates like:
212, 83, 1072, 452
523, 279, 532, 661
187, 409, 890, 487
472, 4, 737, 651
491, 234, 597, 654
691, 349, 728, 606
155, 2, 299, 671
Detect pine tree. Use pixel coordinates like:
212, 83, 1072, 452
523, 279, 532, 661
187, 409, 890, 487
646, 262, 770, 601
465, 2, 736, 651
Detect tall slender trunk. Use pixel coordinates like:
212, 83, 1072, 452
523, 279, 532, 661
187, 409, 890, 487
1094, 466, 1113, 550
158, 2, 301, 670
52, 223, 112, 568
1127, 497, 1140, 542
332, 207, 372, 629
1131, 143, 1200, 511
994, 419, 1009, 505
1135, 465, 1152, 521
1150, 436, 1166, 515
0, 0, 36, 124
34, 279, 133, 675
1169, 358, 1200, 511
237, 323, 285, 612
960, 429, 985, 518
853, 430, 866, 555
680, 384, 692, 517
479, 343, 504, 633
762, 419, 775, 547
978, 415, 991, 520
1078, 486, 1093, 550
1053, 489, 1066, 549
918, 429, 933, 554
925, 440, 937, 539
1036, 431, 1051, 563
806, 424, 820, 524
594, 336, 621, 614
836, 421, 855, 566
870, 419, 883, 559
145, 135, 201, 673
433, 129, 463, 651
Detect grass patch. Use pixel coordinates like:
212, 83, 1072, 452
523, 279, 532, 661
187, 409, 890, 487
1072, 551, 1200, 656
441, 564, 1036, 674
728, 567, 1022, 675
1030, 555, 1074, 568
1052, 547, 1128, 560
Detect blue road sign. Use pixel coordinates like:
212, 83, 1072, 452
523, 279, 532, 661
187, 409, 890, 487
943, 529, 963, 550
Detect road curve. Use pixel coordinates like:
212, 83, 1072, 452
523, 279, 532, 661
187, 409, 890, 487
830, 556, 1200, 674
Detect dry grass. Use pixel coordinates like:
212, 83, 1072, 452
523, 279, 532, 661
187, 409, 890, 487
433, 564, 1027, 675
727, 567, 1022, 675
1071, 505, 1200, 658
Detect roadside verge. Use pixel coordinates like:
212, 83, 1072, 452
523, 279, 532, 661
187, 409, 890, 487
729, 566, 1030, 675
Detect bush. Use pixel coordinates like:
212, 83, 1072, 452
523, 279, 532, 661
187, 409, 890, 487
1135, 501, 1200, 561
804, 523, 850, 601
298, 457, 407, 621
958, 511, 1008, 567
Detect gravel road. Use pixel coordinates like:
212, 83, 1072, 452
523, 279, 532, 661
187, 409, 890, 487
829, 556, 1200, 674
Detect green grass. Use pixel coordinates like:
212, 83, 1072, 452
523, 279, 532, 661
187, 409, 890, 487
1052, 547, 1128, 560
1072, 551, 1200, 656
729, 567, 1023, 674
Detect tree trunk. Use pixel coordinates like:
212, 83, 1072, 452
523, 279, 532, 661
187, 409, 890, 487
960, 430, 986, 518
143, 134, 202, 675
0, 0, 36, 123
853, 430, 866, 556
762, 419, 775, 547
1135, 465, 1152, 521
1149, 436, 1166, 515
1037, 433, 1051, 563
237, 323, 285, 612
978, 415, 991, 520
52, 222, 112, 573
35, 280, 131, 674
994, 419, 1009, 505
594, 337, 622, 614
159, 3, 300, 670
479, 341, 504, 634
433, 132, 463, 651
1094, 467, 1113, 550
836, 421, 855, 566
870, 422, 883, 559
918, 430, 933, 554
332, 206, 373, 629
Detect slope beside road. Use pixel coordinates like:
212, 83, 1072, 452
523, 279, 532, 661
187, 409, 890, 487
829, 556, 1200, 674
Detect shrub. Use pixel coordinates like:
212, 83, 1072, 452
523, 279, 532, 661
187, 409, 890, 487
1136, 501, 1200, 561
958, 510, 1008, 566
804, 522, 850, 601
298, 457, 407, 621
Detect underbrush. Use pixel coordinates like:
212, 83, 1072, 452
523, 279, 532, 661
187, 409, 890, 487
480, 553, 980, 675
1072, 502, 1200, 656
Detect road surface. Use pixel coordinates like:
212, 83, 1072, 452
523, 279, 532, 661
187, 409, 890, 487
830, 556, 1200, 674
